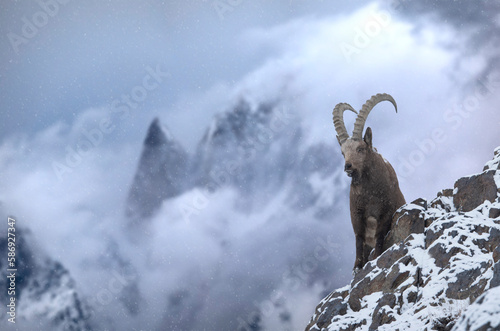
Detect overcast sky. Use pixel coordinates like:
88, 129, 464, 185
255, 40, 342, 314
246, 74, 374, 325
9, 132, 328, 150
1, 1, 499, 192
0, 1, 358, 141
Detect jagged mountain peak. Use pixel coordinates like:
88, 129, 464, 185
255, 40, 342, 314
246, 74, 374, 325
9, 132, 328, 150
305, 146, 500, 331
127, 98, 307, 219
192, 98, 303, 206
201, 98, 278, 146
143, 117, 172, 147
126, 118, 189, 221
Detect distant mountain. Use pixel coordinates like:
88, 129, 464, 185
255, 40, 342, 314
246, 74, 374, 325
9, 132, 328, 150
126, 117, 189, 221
0, 227, 93, 330
306, 146, 500, 331
126, 98, 345, 220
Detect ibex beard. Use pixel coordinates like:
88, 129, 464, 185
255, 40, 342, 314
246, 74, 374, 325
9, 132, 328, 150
333, 93, 406, 274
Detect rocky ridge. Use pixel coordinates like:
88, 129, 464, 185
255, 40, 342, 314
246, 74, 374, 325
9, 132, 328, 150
306, 146, 500, 331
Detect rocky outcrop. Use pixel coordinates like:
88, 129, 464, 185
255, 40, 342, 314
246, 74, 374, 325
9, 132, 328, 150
452, 286, 500, 331
306, 146, 500, 331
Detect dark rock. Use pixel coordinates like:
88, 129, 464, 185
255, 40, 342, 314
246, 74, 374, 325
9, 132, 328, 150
352, 260, 376, 286
431, 316, 456, 331
314, 298, 347, 329
490, 208, 500, 219
305, 288, 349, 330
430, 195, 452, 211
425, 221, 455, 249
406, 290, 418, 303
473, 237, 488, 252
474, 224, 490, 235
384, 266, 410, 292
425, 215, 439, 227
370, 307, 396, 330
446, 267, 483, 300
377, 243, 408, 270
490, 228, 500, 253
369, 294, 397, 330
491, 261, 500, 288
322, 287, 348, 303
349, 277, 373, 312
493, 246, 500, 263
453, 170, 498, 212
411, 198, 428, 209
384, 207, 424, 250
438, 189, 454, 197
349, 257, 416, 312
378, 293, 396, 310
428, 243, 463, 268
483, 147, 500, 171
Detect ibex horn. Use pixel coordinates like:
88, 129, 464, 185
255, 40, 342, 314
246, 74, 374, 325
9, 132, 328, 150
333, 103, 357, 144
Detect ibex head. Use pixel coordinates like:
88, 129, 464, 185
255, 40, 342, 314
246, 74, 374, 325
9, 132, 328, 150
333, 93, 397, 179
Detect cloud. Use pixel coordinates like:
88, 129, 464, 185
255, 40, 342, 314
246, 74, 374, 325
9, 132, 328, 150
190, 2, 499, 200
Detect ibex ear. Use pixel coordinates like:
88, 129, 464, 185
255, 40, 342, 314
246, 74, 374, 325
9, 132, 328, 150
364, 127, 373, 150
336, 135, 342, 146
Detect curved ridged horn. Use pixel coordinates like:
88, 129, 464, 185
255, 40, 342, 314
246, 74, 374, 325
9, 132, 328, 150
333, 103, 357, 144
352, 93, 397, 141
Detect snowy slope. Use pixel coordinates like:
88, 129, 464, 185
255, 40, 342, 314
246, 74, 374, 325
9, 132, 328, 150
306, 146, 500, 331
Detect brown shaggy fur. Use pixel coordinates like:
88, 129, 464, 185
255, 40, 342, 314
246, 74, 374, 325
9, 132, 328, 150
339, 127, 405, 272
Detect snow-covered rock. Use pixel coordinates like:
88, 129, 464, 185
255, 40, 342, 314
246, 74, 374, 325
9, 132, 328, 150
0, 228, 93, 330
452, 286, 500, 331
192, 99, 302, 210
306, 146, 500, 331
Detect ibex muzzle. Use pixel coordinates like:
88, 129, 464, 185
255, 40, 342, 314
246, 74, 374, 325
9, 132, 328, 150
333, 93, 406, 273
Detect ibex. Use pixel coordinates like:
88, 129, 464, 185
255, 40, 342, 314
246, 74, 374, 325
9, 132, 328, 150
333, 93, 406, 273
